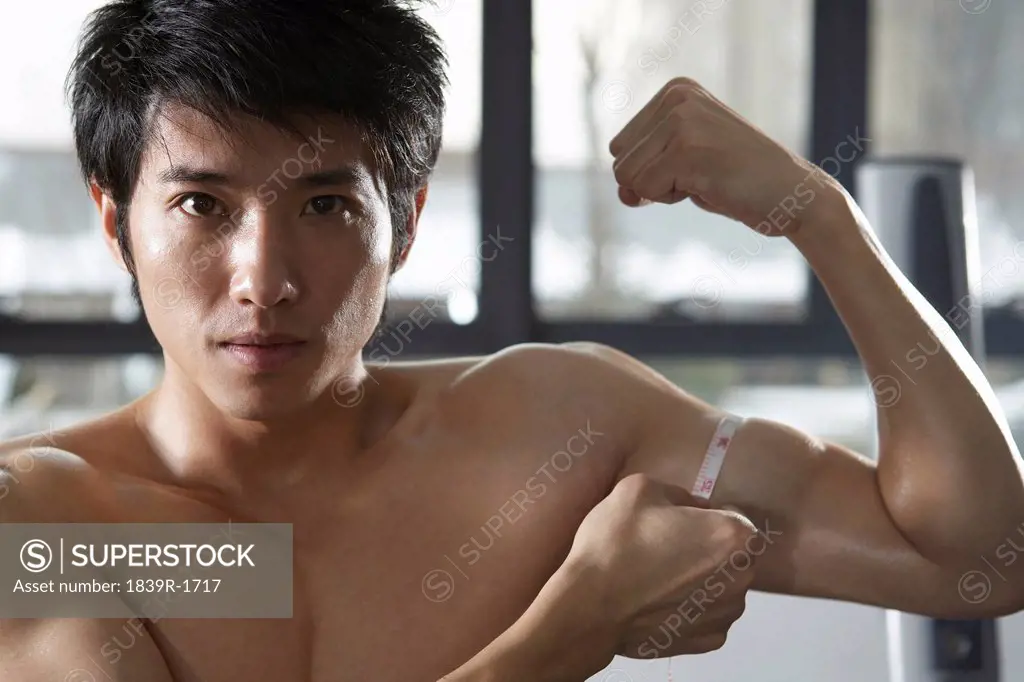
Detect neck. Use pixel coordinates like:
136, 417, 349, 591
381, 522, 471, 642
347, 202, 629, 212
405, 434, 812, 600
136, 357, 383, 499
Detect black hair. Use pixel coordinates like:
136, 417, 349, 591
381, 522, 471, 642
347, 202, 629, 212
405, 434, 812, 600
65, 0, 448, 315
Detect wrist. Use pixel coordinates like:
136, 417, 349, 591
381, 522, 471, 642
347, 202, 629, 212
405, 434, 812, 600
786, 179, 868, 259
507, 558, 617, 681
443, 558, 616, 682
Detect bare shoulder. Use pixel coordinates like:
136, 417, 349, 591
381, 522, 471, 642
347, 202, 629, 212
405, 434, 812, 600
383, 344, 652, 520
436, 341, 710, 421
382, 343, 630, 412
385, 342, 702, 458
0, 409, 140, 523
385, 342, 639, 393
0, 402, 152, 471
448, 343, 724, 465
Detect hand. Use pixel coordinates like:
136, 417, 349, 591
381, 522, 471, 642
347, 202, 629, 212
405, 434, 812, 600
564, 473, 758, 658
609, 77, 845, 237
437, 474, 760, 682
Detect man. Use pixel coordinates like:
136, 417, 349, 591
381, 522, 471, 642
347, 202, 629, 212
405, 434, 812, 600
1, 1, 1023, 680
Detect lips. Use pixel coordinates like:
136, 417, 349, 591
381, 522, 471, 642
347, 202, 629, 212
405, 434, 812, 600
218, 334, 307, 372
222, 333, 305, 346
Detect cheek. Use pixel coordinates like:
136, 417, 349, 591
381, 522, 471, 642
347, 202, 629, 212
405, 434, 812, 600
321, 219, 392, 333
337, 226, 391, 302
130, 204, 184, 271
365, 208, 394, 267
129, 203, 217, 316
348, 209, 394, 282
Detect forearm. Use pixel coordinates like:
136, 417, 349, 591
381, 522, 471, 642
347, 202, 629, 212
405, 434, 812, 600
439, 561, 614, 682
791, 185, 1024, 560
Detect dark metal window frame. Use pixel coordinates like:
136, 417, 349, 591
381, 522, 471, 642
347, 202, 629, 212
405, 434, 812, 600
2, 0, 1022, 358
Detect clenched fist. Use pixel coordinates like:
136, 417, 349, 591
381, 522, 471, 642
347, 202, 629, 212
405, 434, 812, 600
609, 77, 847, 238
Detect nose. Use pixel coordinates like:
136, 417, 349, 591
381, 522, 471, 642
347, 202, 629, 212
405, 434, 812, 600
228, 212, 300, 309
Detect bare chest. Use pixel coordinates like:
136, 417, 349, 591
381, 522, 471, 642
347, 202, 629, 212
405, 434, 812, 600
130, 431, 617, 682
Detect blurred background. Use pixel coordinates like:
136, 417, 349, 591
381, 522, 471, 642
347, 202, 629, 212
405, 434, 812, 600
2, 0, 1023, 680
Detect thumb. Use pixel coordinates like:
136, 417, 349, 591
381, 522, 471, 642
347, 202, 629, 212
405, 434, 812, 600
618, 186, 652, 207
718, 504, 758, 533
652, 480, 709, 509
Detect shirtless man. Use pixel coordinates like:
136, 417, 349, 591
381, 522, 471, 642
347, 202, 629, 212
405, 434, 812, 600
2, 1, 1023, 681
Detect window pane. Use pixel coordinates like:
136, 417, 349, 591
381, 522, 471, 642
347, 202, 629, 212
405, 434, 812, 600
644, 357, 874, 450
0, 2, 482, 323
0, 149, 134, 321
643, 356, 1024, 455
870, 0, 1024, 308
533, 0, 814, 321
387, 0, 482, 324
0, 355, 163, 439
0, 1, 134, 321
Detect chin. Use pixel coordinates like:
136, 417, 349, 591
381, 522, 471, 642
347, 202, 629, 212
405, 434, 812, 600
223, 397, 301, 422
211, 379, 311, 422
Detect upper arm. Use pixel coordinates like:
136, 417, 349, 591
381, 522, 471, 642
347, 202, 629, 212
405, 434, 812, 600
630, 414, 959, 615
0, 618, 175, 681
561, 342, 1016, 618
0, 448, 172, 680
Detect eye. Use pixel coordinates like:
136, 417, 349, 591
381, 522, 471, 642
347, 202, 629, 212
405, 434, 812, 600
177, 193, 227, 218
302, 195, 347, 216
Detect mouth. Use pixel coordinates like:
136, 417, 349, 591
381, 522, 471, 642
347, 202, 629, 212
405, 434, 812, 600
217, 336, 308, 372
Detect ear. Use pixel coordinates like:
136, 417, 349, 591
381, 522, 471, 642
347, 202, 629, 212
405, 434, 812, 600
393, 185, 428, 272
90, 180, 128, 273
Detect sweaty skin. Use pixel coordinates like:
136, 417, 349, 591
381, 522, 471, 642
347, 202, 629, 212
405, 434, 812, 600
2, 78, 1024, 682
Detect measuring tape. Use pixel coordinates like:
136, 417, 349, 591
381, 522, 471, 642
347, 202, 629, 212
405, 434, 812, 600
691, 414, 744, 501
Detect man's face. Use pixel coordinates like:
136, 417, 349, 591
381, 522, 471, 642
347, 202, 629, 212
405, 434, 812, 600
106, 103, 401, 420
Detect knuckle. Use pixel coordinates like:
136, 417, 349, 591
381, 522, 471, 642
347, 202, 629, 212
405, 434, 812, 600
659, 83, 687, 109
668, 102, 692, 125
612, 160, 632, 184
667, 113, 701, 155
671, 76, 701, 90
609, 135, 627, 157
671, 128, 691, 156
616, 472, 654, 500
664, 81, 702, 107
664, 83, 690, 103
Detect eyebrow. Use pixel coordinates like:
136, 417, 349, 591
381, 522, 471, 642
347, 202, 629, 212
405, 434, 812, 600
156, 164, 366, 188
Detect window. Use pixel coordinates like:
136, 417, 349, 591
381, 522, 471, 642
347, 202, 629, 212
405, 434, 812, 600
644, 355, 1024, 457
645, 356, 873, 450
388, 0, 483, 325
0, 1, 133, 321
532, 0, 815, 321
869, 0, 1024, 310
0, 354, 162, 439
